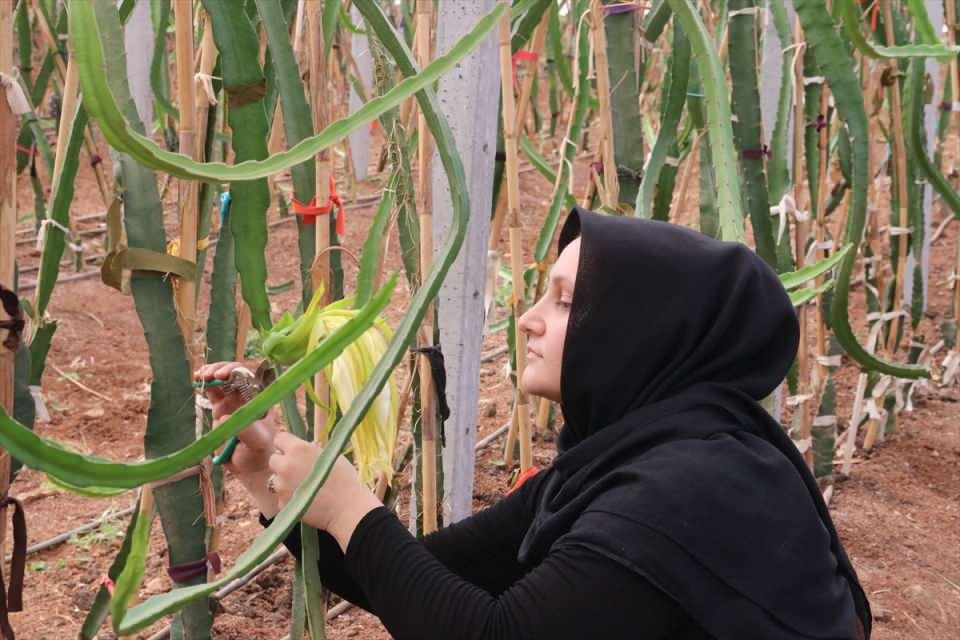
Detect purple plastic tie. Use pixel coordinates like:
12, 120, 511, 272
603, 2, 640, 15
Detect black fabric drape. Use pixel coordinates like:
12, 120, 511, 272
516, 208, 870, 639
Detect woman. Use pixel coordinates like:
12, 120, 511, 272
195, 207, 871, 639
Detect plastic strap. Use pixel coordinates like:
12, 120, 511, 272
148, 458, 217, 528
603, 2, 642, 14
291, 175, 345, 235
101, 198, 197, 291
511, 50, 540, 85
0, 284, 24, 353
167, 552, 222, 584
728, 6, 765, 17
0, 494, 27, 640
0, 72, 30, 116
195, 72, 220, 106
224, 79, 266, 108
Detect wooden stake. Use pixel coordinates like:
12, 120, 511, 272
812, 95, 831, 390
414, 0, 440, 534
791, 28, 813, 470
880, 0, 909, 357
173, 0, 199, 371
499, 4, 533, 472
305, 1, 333, 441
0, 1, 17, 612
488, 15, 549, 254
589, 0, 618, 208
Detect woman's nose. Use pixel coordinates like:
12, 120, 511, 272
517, 305, 543, 337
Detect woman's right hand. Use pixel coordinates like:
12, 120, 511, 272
194, 361, 278, 478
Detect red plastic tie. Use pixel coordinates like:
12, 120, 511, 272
741, 145, 771, 159
807, 114, 827, 131
14, 144, 35, 157
511, 50, 539, 85
100, 574, 116, 597
291, 176, 345, 236
506, 465, 541, 497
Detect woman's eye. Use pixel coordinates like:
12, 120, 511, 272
556, 300, 572, 309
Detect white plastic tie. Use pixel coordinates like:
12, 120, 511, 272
864, 397, 886, 421
728, 6, 765, 17
813, 415, 837, 427
786, 393, 814, 407
816, 355, 842, 368
887, 226, 912, 236
0, 72, 30, 116
769, 194, 808, 244
664, 156, 680, 168
803, 75, 825, 86
29, 385, 50, 423
866, 310, 908, 323
36, 218, 83, 253
195, 73, 220, 106
871, 374, 893, 400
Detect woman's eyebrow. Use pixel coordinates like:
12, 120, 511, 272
549, 272, 574, 289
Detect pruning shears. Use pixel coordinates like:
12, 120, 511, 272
192, 361, 276, 465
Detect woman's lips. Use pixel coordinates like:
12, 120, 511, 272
527, 348, 541, 359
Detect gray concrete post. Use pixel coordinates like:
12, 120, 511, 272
431, 0, 500, 524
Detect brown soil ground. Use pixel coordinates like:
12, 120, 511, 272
6, 121, 960, 640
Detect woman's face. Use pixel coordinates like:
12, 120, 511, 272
517, 237, 580, 403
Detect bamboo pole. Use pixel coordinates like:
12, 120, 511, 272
791, 28, 814, 470
173, 0, 199, 370
589, 0, 618, 208
499, 4, 533, 472
305, 1, 333, 441
880, 0, 909, 358
414, 0, 440, 534
488, 15, 549, 255
513, 14, 550, 151
0, 4, 16, 621
812, 93, 831, 390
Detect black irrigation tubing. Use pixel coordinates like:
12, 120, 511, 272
4, 503, 137, 563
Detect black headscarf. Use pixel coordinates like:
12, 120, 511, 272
517, 208, 871, 639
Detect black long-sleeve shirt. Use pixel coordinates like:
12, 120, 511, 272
259, 475, 713, 639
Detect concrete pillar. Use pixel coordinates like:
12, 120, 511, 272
123, 0, 155, 129
349, 5, 374, 180
431, 0, 499, 524
903, 0, 941, 311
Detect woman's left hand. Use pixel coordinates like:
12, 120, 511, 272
268, 432, 382, 550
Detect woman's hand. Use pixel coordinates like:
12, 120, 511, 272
194, 361, 281, 517
268, 432, 382, 552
